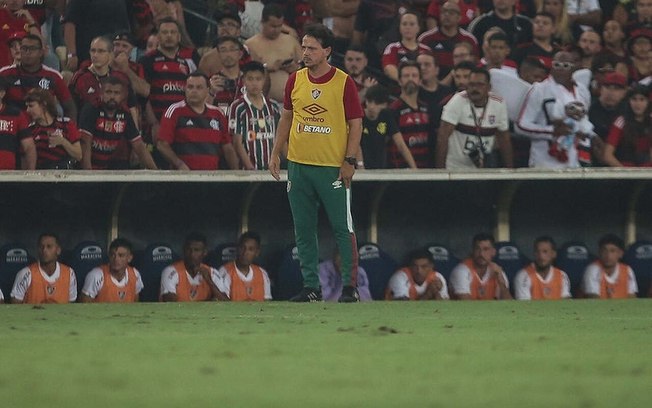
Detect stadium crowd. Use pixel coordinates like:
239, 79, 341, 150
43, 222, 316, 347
1, 231, 649, 303
0, 0, 649, 171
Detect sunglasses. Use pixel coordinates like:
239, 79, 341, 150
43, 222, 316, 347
552, 61, 574, 70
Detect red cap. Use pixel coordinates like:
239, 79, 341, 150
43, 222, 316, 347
601, 72, 627, 88
6, 31, 25, 46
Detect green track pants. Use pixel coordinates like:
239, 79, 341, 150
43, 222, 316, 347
287, 161, 358, 289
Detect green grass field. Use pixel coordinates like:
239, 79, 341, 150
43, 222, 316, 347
1, 300, 651, 407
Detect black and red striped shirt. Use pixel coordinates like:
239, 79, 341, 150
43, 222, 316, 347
389, 98, 432, 168
30, 117, 80, 169
0, 64, 73, 111
0, 104, 31, 169
69, 67, 137, 113
140, 48, 199, 120
158, 101, 230, 170
78, 104, 140, 170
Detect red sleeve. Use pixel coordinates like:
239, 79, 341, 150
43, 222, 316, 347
343, 76, 364, 120
17, 111, 31, 140
606, 117, 625, 147
219, 112, 232, 144
65, 120, 80, 143
283, 72, 298, 111
427, 1, 440, 18
381, 45, 398, 68
158, 110, 176, 143
55, 75, 73, 103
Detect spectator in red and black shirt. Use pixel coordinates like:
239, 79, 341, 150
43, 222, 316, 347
111, 31, 150, 99
69, 36, 138, 123
140, 17, 199, 142
156, 72, 238, 170
389, 61, 432, 168
25, 88, 81, 169
0, 34, 76, 119
511, 12, 559, 69
78, 76, 157, 170
0, 76, 34, 169
418, 1, 479, 81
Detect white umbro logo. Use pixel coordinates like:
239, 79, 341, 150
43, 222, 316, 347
332, 180, 342, 189
186, 119, 194, 126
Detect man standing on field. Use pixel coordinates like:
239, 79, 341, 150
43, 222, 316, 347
269, 23, 363, 303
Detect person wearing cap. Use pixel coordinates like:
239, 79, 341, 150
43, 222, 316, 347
111, 31, 150, 99
582, 234, 638, 299
511, 12, 559, 69
0, 76, 35, 169
0, 0, 42, 68
6, 31, 25, 66
588, 71, 628, 141
627, 29, 652, 83
198, 12, 252, 78
602, 85, 652, 167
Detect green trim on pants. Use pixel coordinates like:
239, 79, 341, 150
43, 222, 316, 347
287, 161, 358, 289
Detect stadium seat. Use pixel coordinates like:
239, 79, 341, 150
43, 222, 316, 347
0, 243, 33, 299
272, 245, 304, 300
358, 243, 398, 300
494, 241, 529, 294
63, 241, 105, 292
206, 243, 237, 268
133, 243, 179, 302
624, 240, 652, 298
556, 241, 594, 298
423, 243, 459, 281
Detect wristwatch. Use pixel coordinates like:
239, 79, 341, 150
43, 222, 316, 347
344, 156, 357, 165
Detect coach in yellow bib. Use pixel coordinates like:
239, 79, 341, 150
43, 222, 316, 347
270, 23, 363, 303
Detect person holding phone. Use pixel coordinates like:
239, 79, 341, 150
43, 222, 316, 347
245, 3, 302, 101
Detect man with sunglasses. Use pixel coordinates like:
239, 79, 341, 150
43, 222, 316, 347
516, 50, 592, 168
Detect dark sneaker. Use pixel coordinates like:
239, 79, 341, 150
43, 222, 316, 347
338, 286, 360, 303
289, 287, 322, 302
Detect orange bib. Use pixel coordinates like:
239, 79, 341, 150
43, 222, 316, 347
95, 265, 138, 303
24, 262, 72, 304
525, 264, 564, 300
224, 262, 266, 301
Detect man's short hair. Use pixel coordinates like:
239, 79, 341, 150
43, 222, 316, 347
38, 232, 60, 246
345, 44, 366, 55
454, 60, 476, 71
365, 84, 389, 104
22, 33, 43, 49
534, 236, 557, 251
184, 232, 207, 247
100, 75, 127, 88
238, 231, 261, 247
242, 60, 265, 76
215, 11, 242, 26
91, 35, 114, 52
472, 233, 495, 246
487, 32, 509, 45
109, 238, 133, 253
408, 249, 434, 265
470, 66, 491, 83
303, 23, 335, 50
262, 3, 284, 22
598, 234, 625, 251
398, 60, 420, 77
187, 71, 209, 86
535, 11, 556, 24
157, 16, 181, 31
216, 35, 241, 49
